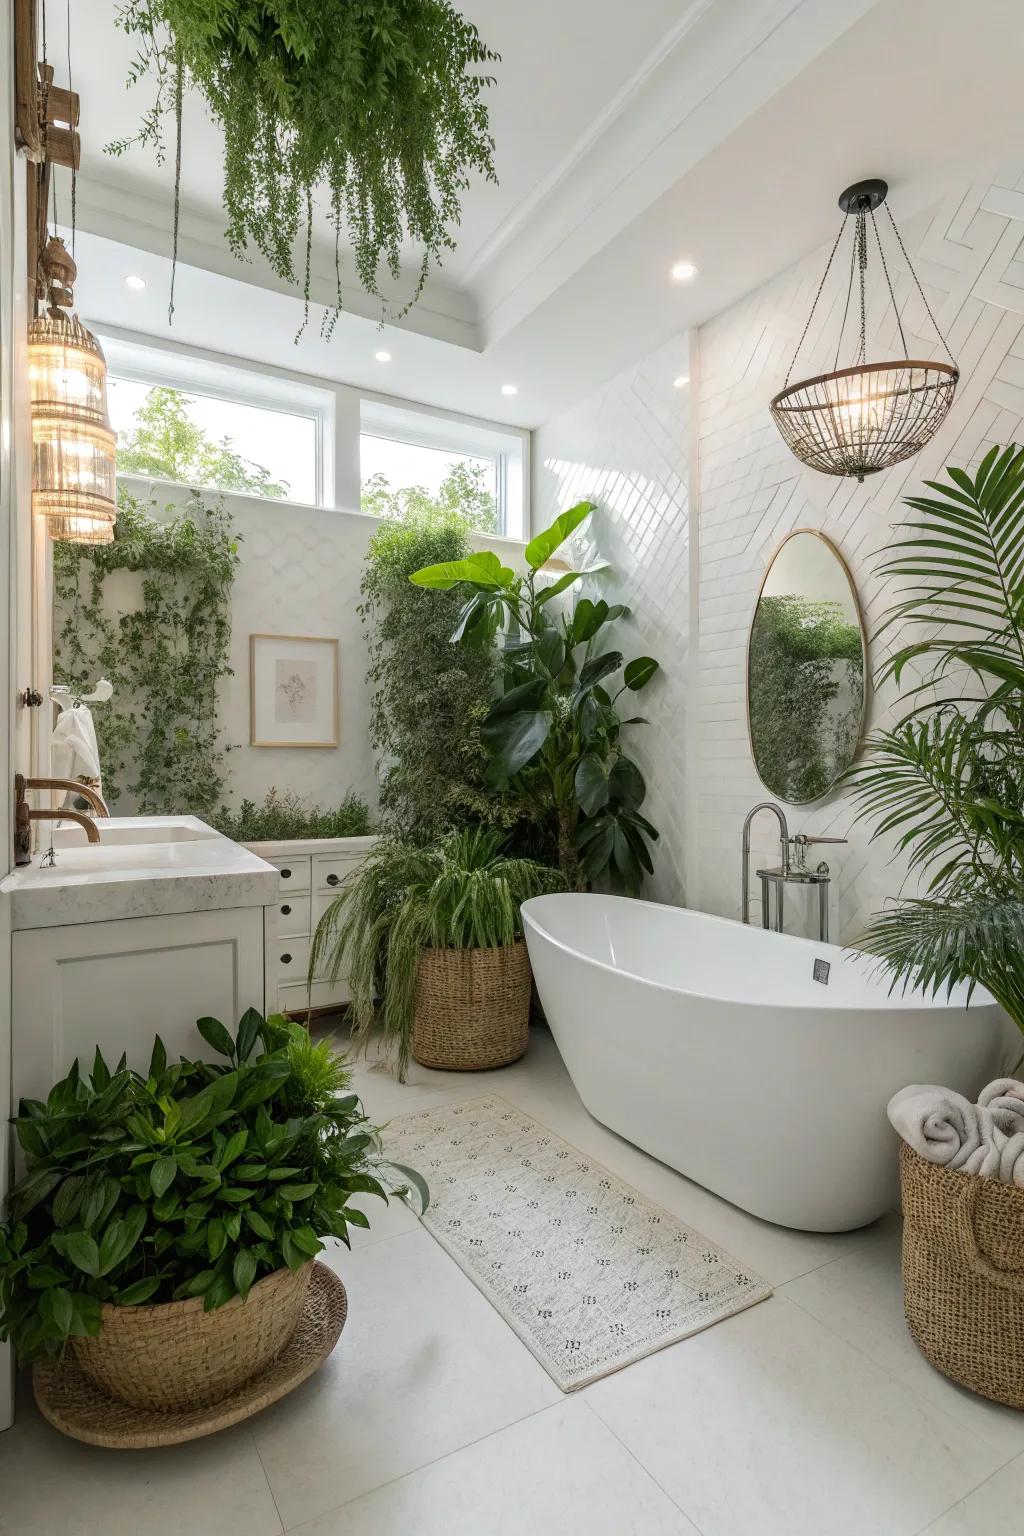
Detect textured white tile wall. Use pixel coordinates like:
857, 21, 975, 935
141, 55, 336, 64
535, 164, 1024, 940
534, 334, 693, 904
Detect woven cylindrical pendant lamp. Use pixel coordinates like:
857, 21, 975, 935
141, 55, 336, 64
28, 239, 117, 544
770, 180, 959, 483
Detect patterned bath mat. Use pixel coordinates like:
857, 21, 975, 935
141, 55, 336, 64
383, 1094, 772, 1391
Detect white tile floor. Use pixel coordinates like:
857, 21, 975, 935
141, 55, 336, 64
2, 1024, 1022, 1536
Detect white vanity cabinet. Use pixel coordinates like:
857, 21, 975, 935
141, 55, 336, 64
0, 819, 279, 1106
12, 908, 266, 1104
247, 835, 376, 1016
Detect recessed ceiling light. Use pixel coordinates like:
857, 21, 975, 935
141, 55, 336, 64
124, 274, 147, 291
673, 374, 690, 389
670, 260, 698, 283
501, 383, 518, 396
374, 349, 392, 363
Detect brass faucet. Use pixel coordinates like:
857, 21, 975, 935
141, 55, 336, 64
25, 776, 109, 817
13, 773, 106, 865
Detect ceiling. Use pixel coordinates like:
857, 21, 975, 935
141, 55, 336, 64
48, 0, 1024, 427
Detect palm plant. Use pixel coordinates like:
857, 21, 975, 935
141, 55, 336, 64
847, 443, 1024, 1030
310, 829, 563, 1078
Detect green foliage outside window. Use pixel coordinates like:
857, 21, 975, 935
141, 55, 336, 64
117, 386, 289, 499
53, 488, 239, 817
360, 460, 498, 534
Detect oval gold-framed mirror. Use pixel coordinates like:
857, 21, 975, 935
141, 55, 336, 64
746, 528, 867, 805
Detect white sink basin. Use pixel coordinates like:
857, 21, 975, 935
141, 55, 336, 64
50, 815, 223, 848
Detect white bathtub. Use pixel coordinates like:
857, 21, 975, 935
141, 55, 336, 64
521, 893, 1016, 1232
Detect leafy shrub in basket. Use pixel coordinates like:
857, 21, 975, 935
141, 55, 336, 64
0, 1012, 426, 1361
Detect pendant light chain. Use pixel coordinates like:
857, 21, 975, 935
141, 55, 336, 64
66, 0, 76, 256
855, 208, 868, 365
884, 204, 957, 366
870, 209, 910, 361
783, 217, 846, 389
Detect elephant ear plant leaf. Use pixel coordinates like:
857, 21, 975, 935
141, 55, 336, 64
108, 1, 500, 326
0, 1014, 426, 1362
846, 443, 1024, 1030
410, 502, 662, 891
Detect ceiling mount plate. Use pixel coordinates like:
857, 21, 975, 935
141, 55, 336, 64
838, 178, 889, 215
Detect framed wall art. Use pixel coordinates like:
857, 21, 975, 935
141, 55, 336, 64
250, 634, 339, 749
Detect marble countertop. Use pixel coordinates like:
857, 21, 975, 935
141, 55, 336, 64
0, 817, 280, 930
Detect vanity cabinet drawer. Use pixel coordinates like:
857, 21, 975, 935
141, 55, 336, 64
275, 934, 310, 980
313, 854, 363, 894
277, 977, 352, 1015
276, 894, 310, 938
269, 856, 311, 893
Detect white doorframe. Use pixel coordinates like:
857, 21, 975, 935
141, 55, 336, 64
1, 0, 33, 1432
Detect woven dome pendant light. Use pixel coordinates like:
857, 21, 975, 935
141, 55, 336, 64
28, 237, 117, 544
770, 179, 959, 483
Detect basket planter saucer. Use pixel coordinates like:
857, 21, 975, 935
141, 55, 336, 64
33, 1261, 346, 1449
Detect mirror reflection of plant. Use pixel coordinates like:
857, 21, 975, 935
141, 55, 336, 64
109, 1, 499, 323
310, 829, 562, 1079
52, 488, 239, 817
410, 502, 661, 892
0, 1012, 427, 1362
748, 594, 863, 802
361, 501, 524, 844
847, 444, 1024, 1031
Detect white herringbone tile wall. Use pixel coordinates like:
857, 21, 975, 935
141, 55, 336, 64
534, 333, 693, 905
535, 163, 1024, 940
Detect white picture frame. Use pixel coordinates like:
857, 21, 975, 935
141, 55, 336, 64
250, 634, 339, 749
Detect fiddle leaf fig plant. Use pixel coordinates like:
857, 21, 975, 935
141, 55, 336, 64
109, 1, 500, 324
410, 502, 661, 891
0, 1013, 426, 1362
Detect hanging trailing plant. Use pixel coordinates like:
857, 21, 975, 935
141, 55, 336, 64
107, 2, 500, 326
52, 487, 240, 817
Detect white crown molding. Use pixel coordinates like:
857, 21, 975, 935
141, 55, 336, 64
459, 0, 718, 288
69, 175, 483, 351
470, 0, 882, 345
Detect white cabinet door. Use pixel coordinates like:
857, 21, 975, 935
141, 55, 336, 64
12, 907, 265, 1106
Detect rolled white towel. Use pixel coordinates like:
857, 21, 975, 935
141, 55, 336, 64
978, 1078, 1024, 1134
887, 1084, 994, 1170
997, 1131, 1024, 1187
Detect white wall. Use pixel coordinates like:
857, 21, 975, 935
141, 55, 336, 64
535, 161, 1024, 941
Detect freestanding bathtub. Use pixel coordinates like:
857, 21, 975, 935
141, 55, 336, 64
521, 893, 1017, 1232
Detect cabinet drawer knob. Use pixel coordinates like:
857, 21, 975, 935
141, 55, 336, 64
326, 873, 340, 887
280, 904, 291, 916
280, 867, 292, 879
281, 952, 293, 965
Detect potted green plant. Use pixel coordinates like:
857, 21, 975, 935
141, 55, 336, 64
108, 2, 499, 322
311, 829, 562, 1079
0, 1012, 426, 1413
848, 443, 1024, 1408
410, 501, 662, 891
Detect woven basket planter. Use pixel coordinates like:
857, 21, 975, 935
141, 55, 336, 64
411, 939, 532, 1071
900, 1142, 1024, 1407
70, 1261, 313, 1413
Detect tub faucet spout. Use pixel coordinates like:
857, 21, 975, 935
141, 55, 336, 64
741, 801, 790, 926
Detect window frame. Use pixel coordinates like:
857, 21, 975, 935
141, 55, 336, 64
99, 335, 334, 509
359, 397, 528, 539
